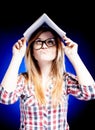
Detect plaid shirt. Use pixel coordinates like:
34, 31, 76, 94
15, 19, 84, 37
0, 72, 95, 130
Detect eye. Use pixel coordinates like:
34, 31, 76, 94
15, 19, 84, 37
47, 39, 55, 45
35, 40, 42, 45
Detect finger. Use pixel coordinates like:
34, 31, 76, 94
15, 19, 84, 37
65, 41, 72, 46
62, 35, 69, 41
18, 40, 23, 47
15, 41, 23, 50
14, 42, 20, 49
20, 37, 27, 44
62, 35, 72, 47
18, 37, 26, 48
23, 36, 28, 42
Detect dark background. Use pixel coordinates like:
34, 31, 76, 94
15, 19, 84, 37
0, 1, 95, 130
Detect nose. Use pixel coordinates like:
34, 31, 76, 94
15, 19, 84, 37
42, 41, 48, 48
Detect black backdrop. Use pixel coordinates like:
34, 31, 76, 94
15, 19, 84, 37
0, 1, 95, 130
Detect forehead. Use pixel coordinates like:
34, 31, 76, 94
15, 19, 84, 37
38, 31, 54, 39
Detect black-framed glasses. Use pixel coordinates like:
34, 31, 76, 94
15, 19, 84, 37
33, 38, 56, 50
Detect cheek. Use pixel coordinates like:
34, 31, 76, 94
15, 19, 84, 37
52, 48, 57, 58
33, 50, 39, 60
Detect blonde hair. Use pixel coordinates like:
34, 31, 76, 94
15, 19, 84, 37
25, 26, 65, 107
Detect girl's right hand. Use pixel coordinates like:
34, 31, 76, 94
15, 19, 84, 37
12, 37, 27, 58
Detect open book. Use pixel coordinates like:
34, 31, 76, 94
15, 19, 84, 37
23, 13, 66, 41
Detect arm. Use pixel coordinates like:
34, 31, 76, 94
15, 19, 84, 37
62, 35, 94, 86
1, 37, 26, 92
69, 54, 94, 85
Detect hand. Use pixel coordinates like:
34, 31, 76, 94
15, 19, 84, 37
62, 35, 78, 58
12, 37, 27, 58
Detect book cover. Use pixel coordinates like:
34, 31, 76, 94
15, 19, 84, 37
23, 13, 66, 41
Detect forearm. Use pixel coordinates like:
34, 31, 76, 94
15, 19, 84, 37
70, 54, 94, 85
62, 35, 94, 85
1, 55, 23, 92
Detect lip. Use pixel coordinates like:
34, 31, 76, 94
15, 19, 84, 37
39, 49, 49, 55
40, 50, 48, 53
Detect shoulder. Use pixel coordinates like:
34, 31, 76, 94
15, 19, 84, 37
63, 71, 78, 81
17, 72, 29, 84
21, 72, 28, 79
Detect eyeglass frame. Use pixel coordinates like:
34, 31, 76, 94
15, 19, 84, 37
32, 38, 56, 50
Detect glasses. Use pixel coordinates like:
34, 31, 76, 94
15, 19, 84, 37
33, 38, 56, 50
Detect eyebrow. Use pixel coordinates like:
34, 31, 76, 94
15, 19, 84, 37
36, 37, 55, 41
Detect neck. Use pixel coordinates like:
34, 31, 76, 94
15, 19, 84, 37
38, 61, 52, 79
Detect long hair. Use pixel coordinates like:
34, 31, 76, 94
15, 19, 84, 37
25, 25, 65, 107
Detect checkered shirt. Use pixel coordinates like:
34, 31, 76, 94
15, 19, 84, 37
0, 72, 95, 130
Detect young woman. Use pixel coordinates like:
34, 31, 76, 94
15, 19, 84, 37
0, 26, 95, 130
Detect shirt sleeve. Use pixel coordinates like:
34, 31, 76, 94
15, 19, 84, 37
65, 72, 95, 100
0, 74, 26, 105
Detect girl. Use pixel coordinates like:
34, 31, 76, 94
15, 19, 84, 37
0, 26, 95, 130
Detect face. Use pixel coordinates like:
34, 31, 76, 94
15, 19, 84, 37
33, 31, 57, 63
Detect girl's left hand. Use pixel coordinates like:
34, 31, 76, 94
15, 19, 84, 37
62, 35, 78, 58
